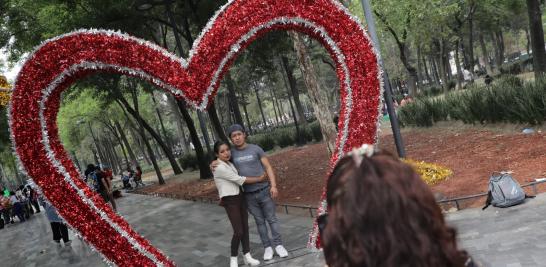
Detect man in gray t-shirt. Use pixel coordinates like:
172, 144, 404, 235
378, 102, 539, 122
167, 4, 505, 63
231, 144, 269, 193
226, 124, 288, 261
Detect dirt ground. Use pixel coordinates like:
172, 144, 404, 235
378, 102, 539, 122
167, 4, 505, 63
138, 122, 546, 209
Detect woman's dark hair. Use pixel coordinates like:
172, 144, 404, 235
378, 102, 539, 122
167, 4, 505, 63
213, 140, 230, 155
322, 151, 468, 267
85, 164, 95, 177
136, 166, 142, 172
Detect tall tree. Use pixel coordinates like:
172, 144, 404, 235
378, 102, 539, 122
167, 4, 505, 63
527, 0, 546, 76
289, 32, 336, 155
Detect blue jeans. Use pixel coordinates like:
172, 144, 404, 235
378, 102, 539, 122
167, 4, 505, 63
245, 187, 283, 248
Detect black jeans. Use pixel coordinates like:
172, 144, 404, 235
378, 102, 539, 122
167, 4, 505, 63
222, 192, 250, 256
50, 222, 70, 242
13, 202, 25, 222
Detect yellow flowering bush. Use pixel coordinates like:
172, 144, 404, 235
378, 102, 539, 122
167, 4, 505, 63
402, 159, 452, 185
0, 91, 10, 108
0, 75, 11, 108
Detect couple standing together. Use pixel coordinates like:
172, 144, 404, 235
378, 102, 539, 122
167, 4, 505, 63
212, 124, 288, 267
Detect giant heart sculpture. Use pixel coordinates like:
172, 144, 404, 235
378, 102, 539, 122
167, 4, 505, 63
9, 0, 381, 265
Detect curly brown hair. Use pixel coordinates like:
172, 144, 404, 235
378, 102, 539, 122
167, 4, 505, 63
322, 152, 469, 267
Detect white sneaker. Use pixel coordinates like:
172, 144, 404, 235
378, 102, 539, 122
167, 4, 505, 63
263, 246, 273, 261
275, 245, 288, 258
230, 256, 238, 267
243, 253, 260, 266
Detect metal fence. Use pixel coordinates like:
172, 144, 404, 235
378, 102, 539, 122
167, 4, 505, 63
131, 179, 546, 217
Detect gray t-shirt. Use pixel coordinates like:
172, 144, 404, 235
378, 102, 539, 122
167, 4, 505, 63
231, 144, 269, 192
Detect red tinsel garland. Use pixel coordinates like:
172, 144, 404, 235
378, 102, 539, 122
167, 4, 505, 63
9, 0, 381, 265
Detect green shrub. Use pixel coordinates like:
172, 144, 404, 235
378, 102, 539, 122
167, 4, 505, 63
309, 121, 323, 141
398, 77, 546, 127
300, 126, 313, 143
500, 62, 523, 75
179, 153, 198, 171
275, 128, 296, 148
447, 80, 456, 90
419, 85, 443, 97
249, 134, 275, 151
495, 74, 524, 87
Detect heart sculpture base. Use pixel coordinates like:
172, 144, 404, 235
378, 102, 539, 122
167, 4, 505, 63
9, 0, 382, 265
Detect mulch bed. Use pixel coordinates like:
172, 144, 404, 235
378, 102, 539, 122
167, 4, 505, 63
138, 125, 546, 210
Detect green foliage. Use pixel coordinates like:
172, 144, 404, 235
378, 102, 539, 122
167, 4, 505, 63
179, 153, 199, 171
495, 75, 524, 87
248, 134, 275, 152
399, 77, 546, 127
275, 128, 296, 148
309, 121, 323, 142
300, 126, 314, 143
418, 85, 443, 97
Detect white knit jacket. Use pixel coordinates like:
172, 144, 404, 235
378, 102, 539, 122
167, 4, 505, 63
213, 161, 246, 198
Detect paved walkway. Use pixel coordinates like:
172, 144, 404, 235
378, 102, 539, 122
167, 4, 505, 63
3, 192, 546, 266
0, 193, 323, 267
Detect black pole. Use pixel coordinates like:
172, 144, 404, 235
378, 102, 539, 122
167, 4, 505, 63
383, 73, 405, 157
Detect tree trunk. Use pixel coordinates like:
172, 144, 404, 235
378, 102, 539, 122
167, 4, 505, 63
167, 95, 190, 154
437, 40, 450, 92
196, 111, 212, 154
268, 86, 280, 126
176, 100, 213, 179
106, 137, 121, 174
527, 0, 546, 76
129, 126, 151, 165
430, 56, 441, 86
130, 89, 165, 184
117, 96, 183, 175
88, 122, 106, 165
492, 31, 505, 68
455, 40, 464, 90
289, 31, 336, 155
91, 147, 100, 165
154, 126, 164, 159
253, 81, 268, 129
525, 28, 531, 57
444, 47, 453, 81
207, 102, 228, 143
109, 120, 129, 166
241, 99, 253, 134
416, 45, 424, 87
479, 33, 492, 74
151, 93, 172, 151
280, 56, 308, 125
467, 15, 475, 76
422, 52, 432, 85
115, 120, 138, 167
225, 72, 245, 129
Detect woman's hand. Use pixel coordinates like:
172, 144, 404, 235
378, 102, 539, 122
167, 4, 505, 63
210, 160, 220, 172
259, 173, 268, 182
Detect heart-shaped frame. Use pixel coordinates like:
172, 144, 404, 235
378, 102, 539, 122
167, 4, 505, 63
9, 0, 382, 265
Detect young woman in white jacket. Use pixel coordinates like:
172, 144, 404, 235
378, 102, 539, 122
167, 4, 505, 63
213, 140, 265, 267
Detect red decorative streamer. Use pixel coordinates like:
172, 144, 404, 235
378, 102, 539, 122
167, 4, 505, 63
9, 0, 381, 265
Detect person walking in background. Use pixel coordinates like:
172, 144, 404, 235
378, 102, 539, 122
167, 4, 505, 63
27, 185, 40, 214
39, 196, 71, 246
212, 140, 265, 267
122, 166, 134, 189
319, 145, 478, 267
102, 165, 117, 211
9, 191, 24, 223
0, 194, 11, 225
134, 166, 145, 187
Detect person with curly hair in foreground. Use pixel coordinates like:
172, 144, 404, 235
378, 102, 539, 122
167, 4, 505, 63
318, 145, 478, 267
